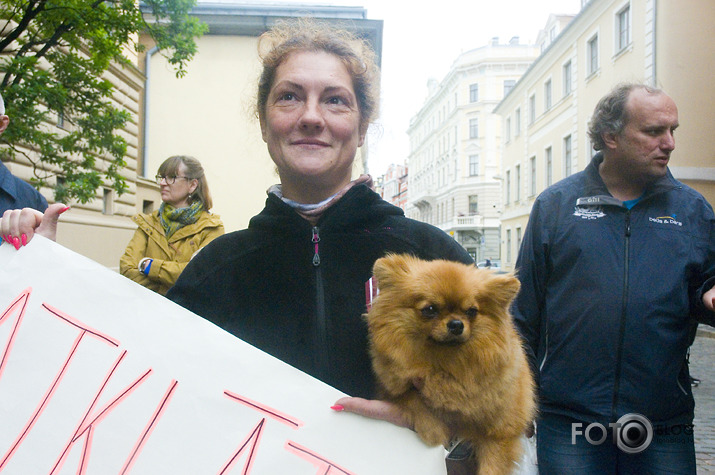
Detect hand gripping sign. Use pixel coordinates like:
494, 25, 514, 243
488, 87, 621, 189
0, 236, 446, 474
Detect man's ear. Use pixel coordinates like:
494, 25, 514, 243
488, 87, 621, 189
602, 131, 619, 150
0, 115, 9, 134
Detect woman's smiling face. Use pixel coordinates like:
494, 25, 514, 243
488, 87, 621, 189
260, 50, 365, 203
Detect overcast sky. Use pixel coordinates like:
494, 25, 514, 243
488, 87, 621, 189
214, 0, 584, 176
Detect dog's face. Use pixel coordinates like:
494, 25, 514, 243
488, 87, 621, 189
368, 254, 520, 348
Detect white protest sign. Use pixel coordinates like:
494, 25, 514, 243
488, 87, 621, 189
0, 236, 446, 474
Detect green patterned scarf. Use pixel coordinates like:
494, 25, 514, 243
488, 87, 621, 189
159, 201, 203, 238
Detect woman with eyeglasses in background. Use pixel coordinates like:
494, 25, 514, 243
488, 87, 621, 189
119, 155, 224, 295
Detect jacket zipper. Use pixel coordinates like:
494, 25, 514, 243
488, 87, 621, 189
611, 209, 631, 420
311, 226, 328, 380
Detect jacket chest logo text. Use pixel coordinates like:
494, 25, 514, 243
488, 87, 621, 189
649, 215, 683, 227
573, 206, 606, 220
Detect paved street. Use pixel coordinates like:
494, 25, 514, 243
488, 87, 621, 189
692, 327, 715, 473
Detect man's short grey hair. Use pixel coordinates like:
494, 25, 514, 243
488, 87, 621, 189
587, 83, 663, 151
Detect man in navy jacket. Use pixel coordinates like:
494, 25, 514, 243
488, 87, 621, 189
0, 93, 48, 216
514, 83, 715, 474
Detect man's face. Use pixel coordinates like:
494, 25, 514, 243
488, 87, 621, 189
605, 88, 679, 185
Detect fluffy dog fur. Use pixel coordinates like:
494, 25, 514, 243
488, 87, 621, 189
366, 254, 535, 475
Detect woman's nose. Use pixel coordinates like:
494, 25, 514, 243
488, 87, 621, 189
298, 99, 325, 130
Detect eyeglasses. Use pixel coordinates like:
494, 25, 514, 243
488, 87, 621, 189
155, 175, 192, 185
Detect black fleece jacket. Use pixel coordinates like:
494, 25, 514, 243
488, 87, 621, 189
167, 185, 474, 397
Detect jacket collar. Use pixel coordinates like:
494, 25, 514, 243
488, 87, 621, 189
580, 152, 679, 206
250, 183, 403, 232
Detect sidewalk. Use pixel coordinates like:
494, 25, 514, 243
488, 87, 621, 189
692, 328, 715, 472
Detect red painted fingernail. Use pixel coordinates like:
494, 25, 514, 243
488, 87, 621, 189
59, 206, 70, 214
330, 405, 344, 411
12, 237, 20, 250
21, 234, 27, 246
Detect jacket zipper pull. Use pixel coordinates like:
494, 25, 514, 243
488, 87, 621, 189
625, 211, 631, 237
312, 226, 321, 266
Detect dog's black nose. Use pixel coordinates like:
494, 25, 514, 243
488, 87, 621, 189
447, 319, 464, 335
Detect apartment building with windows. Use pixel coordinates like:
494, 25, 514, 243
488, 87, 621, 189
378, 163, 408, 209
406, 37, 538, 261
495, 0, 715, 272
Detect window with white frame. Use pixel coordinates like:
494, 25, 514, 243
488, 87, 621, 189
505, 117, 511, 142
545, 146, 553, 186
468, 195, 478, 215
616, 4, 631, 52
529, 94, 536, 124
506, 229, 512, 263
469, 118, 479, 139
529, 156, 537, 197
516, 227, 523, 256
563, 60, 572, 95
588, 34, 599, 76
544, 79, 552, 111
469, 154, 479, 176
564, 135, 573, 176
506, 170, 511, 203
469, 83, 479, 103
515, 164, 521, 201
515, 108, 521, 136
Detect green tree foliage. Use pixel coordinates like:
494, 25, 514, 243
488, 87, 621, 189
0, 0, 207, 203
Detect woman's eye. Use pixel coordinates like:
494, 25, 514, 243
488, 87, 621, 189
277, 92, 297, 102
327, 96, 349, 106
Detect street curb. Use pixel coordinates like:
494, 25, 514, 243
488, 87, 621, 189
697, 327, 715, 339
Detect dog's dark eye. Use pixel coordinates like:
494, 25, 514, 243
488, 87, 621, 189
421, 305, 439, 318
465, 307, 478, 318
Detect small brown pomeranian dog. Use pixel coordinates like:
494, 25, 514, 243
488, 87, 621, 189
366, 254, 535, 475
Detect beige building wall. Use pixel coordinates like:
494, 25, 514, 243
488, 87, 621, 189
656, 0, 715, 205
495, 0, 715, 272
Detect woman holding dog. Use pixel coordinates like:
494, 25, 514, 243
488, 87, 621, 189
166, 19, 474, 410
0, 18, 472, 424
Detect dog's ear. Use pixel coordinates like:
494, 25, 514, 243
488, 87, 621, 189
372, 253, 416, 290
484, 273, 521, 308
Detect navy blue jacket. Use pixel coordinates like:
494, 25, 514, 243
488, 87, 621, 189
513, 153, 715, 426
0, 161, 47, 215
168, 184, 474, 398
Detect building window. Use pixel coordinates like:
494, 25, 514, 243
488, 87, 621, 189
588, 34, 599, 76
468, 195, 478, 215
616, 4, 631, 52
544, 79, 552, 111
563, 60, 572, 96
515, 108, 521, 136
102, 188, 114, 215
529, 94, 536, 124
506, 170, 511, 203
515, 164, 521, 201
469, 83, 479, 103
516, 227, 523, 256
505, 117, 511, 142
469, 118, 479, 139
545, 146, 553, 186
506, 229, 512, 263
529, 156, 537, 197
564, 134, 573, 176
504, 79, 516, 97
469, 154, 479, 176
